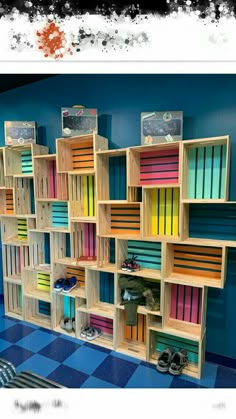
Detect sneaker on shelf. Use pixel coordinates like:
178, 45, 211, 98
80, 325, 91, 338
62, 276, 77, 293
53, 278, 65, 292
60, 317, 73, 333
86, 327, 102, 341
121, 258, 132, 271
127, 255, 141, 272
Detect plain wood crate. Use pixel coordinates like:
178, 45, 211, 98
52, 293, 85, 337
3, 144, 49, 177
2, 244, 29, 282
23, 295, 51, 328
96, 148, 127, 201
1, 216, 35, 245
97, 202, 141, 238
3, 281, 23, 320
128, 142, 181, 187
53, 263, 85, 298
148, 329, 205, 379
71, 221, 97, 264
143, 186, 180, 240
36, 200, 69, 231
0, 188, 14, 214
116, 239, 162, 279
182, 136, 230, 201
86, 269, 115, 317
0, 147, 5, 187
164, 242, 227, 288
68, 173, 96, 219
13, 177, 35, 215
163, 281, 207, 340
76, 310, 115, 349
56, 133, 108, 174
34, 154, 68, 200
22, 268, 51, 300
97, 237, 116, 270
29, 230, 51, 268
116, 308, 147, 360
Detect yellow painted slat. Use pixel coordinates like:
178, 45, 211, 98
89, 175, 93, 217
159, 188, 165, 235
165, 188, 172, 236
83, 175, 88, 216
172, 188, 179, 236
151, 188, 158, 235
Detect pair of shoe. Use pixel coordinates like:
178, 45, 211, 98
156, 348, 188, 376
54, 276, 77, 293
80, 325, 102, 341
60, 317, 75, 333
121, 255, 141, 272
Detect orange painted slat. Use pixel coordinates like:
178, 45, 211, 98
111, 209, 140, 215
110, 229, 140, 235
71, 141, 93, 150
71, 148, 94, 156
73, 161, 94, 169
174, 252, 222, 263
111, 222, 140, 228
174, 245, 222, 255
174, 267, 221, 278
111, 216, 140, 222
174, 258, 222, 271
73, 155, 94, 162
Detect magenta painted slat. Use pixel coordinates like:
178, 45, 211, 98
141, 178, 178, 185
140, 148, 179, 159
141, 156, 179, 166
184, 286, 191, 322
198, 289, 202, 324
170, 284, 177, 318
140, 171, 179, 180
177, 285, 184, 320
191, 287, 200, 324
84, 223, 89, 257
140, 163, 179, 173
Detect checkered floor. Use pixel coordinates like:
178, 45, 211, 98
0, 302, 235, 388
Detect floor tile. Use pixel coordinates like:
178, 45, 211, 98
81, 376, 119, 388
17, 330, 58, 352
215, 365, 236, 388
59, 334, 85, 345
16, 353, 60, 377
170, 376, 206, 388
0, 345, 34, 366
110, 350, 141, 365
84, 341, 111, 354
0, 324, 35, 343
177, 362, 218, 388
0, 338, 11, 352
47, 364, 89, 388
125, 365, 174, 388
0, 317, 16, 332
64, 345, 109, 375
39, 337, 81, 362
92, 355, 138, 387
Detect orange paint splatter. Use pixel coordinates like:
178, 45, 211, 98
36, 21, 73, 59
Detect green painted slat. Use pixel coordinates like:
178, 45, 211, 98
203, 146, 213, 199
212, 145, 221, 199
158, 331, 198, 348
157, 342, 198, 363
220, 144, 227, 198
128, 241, 161, 250
196, 147, 204, 198
188, 148, 196, 199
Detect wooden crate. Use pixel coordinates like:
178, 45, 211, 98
52, 293, 80, 337
4, 144, 49, 177
22, 267, 51, 300
68, 173, 96, 219
36, 200, 69, 231
34, 154, 68, 200
1, 216, 35, 245
50, 231, 71, 263
96, 148, 127, 201
56, 133, 108, 174
76, 310, 115, 349
86, 268, 115, 317
128, 143, 181, 187
3, 281, 23, 319
2, 244, 29, 281
13, 177, 35, 215
163, 281, 207, 340
182, 136, 230, 201
164, 242, 227, 288
28, 230, 51, 268
0, 188, 14, 215
143, 186, 180, 240
23, 295, 52, 328
53, 263, 85, 298
97, 237, 116, 270
71, 221, 97, 264
0, 147, 5, 187
148, 329, 205, 379
97, 202, 141, 238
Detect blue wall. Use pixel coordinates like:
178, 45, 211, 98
0, 74, 236, 359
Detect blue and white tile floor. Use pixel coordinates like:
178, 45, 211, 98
0, 302, 235, 388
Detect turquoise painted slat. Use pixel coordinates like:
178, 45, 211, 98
100, 272, 114, 304
203, 146, 213, 199
157, 342, 198, 363
220, 144, 227, 198
212, 146, 221, 199
38, 301, 50, 316
128, 241, 161, 250
128, 240, 162, 270
63, 296, 71, 318
196, 147, 204, 198
21, 151, 32, 174
188, 148, 196, 199
52, 202, 68, 228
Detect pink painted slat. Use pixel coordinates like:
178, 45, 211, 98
93, 224, 96, 256
191, 287, 200, 324
141, 156, 179, 166
140, 171, 179, 180
140, 178, 178, 185
177, 284, 184, 320
198, 289, 202, 324
84, 223, 89, 257
90, 315, 113, 334
140, 163, 179, 173
140, 148, 179, 159
170, 284, 177, 318
184, 286, 191, 322
55, 167, 58, 198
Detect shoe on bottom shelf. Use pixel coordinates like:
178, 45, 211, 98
86, 327, 102, 341
60, 317, 73, 333
62, 276, 77, 293
80, 325, 91, 338
169, 349, 188, 376
156, 347, 174, 373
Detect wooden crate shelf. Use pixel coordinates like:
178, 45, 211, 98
53, 263, 86, 298
36, 200, 69, 230
97, 202, 141, 238
22, 268, 51, 298
71, 221, 97, 264
182, 136, 230, 201
13, 177, 35, 215
76, 310, 115, 349
97, 237, 116, 269
29, 230, 51, 268
52, 293, 85, 337
34, 154, 68, 201
4, 144, 49, 177
1, 216, 35, 245
0, 147, 6, 187
116, 308, 147, 360
3, 281, 23, 320
68, 173, 96, 218
165, 242, 227, 288
143, 186, 180, 240
0, 188, 14, 215
86, 269, 115, 316
128, 143, 181, 187
56, 133, 108, 173
2, 244, 29, 280
23, 296, 51, 328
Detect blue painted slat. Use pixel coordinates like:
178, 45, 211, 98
128, 240, 162, 270
196, 147, 204, 198
188, 148, 196, 199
